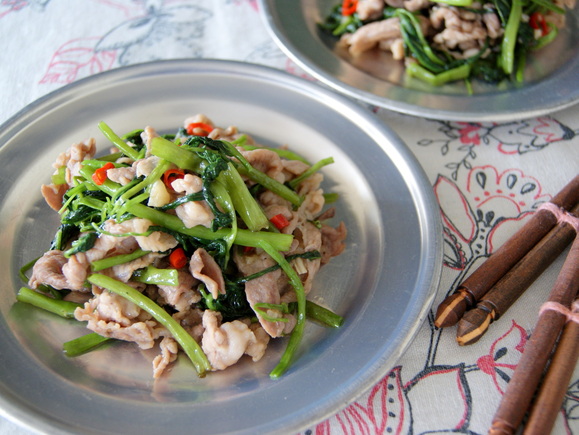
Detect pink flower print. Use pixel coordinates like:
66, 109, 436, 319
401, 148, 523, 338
489, 117, 577, 154
466, 166, 550, 216
465, 166, 551, 253
39, 37, 116, 84
456, 122, 482, 145
404, 365, 471, 432
434, 167, 550, 269
532, 117, 563, 143
0, 0, 29, 19
232, 0, 258, 11
476, 320, 527, 395
308, 367, 410, 435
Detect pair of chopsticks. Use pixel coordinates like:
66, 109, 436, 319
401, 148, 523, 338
433, 175, 579, 434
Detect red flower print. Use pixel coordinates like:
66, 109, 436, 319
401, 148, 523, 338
39, 37, 116, 84
476, 320, 527, 395
434, 166, 551, 269
465, 166, 551, 253
489, 117, 577, 154
0, 0, 28, 19
405, 365, 471, 432
240, 0, 258, 11
456, 122, 482, 145
307, 367, 410, 435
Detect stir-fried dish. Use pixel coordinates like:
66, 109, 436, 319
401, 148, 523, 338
18, 115, 347, 379
320, 0, 574, 88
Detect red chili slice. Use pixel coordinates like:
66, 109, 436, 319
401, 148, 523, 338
270, 213, 290, 230
341, 0, 358, 16
242, 246, 255, 255
169, 247, 188, 269
186, 122, 214, 137
529, 12, 549, 36
162, 168, 185, 190
92, 162, 115, 186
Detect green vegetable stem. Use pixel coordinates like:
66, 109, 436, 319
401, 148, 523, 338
87, 273, 212, 377
288, 157, 334, 190
406, 62, 471, 87
257, 241, 307, 379
16, 287, 82, 319
63, 333, 111, 357
303, 300, 344, 328
98, 121, 142, 161
500, 0, 522, 75
91, 249, 151, 271
126, 202, 293, 251
131, 266, 180, 286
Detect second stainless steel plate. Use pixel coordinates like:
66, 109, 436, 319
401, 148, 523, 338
259, 0, 579, 121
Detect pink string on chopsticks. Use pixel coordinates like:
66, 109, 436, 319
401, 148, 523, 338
539, 202, 579, 232
539, 301, 579, 324
536, 203, 579, 324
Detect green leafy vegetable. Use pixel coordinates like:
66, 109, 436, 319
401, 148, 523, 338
318, 4, 364, 36
199, 282, 254, 322
319, 0, 570, 87
64, 232, 98, 258
19, 118, 343, 380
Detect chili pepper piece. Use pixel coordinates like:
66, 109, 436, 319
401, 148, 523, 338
341, 0, 358, 16
92, 162, 115, 185
162, 168, 185, 190
530, 12, 549, 37
169, 247, 188, 269
242, 246, 255, 255
186, 122, 214, 137
270, 213, 290, 230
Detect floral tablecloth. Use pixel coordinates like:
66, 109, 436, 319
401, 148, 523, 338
0, 1, 577, 434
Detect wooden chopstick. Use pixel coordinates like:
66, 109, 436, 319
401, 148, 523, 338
523, 297, 579, 435
429, 175, 579, 432
455, 203, 579, 345
488, 235, 579, 435
434, 175, 579, 329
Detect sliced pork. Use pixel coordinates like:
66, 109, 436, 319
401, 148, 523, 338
28, 114, 347, 379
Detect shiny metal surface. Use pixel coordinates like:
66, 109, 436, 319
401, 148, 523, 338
0, 60, 442, 435
259, 0, 579, 121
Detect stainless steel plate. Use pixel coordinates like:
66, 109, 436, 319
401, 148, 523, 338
0, 60, 442, 435
259, 0, 579, 121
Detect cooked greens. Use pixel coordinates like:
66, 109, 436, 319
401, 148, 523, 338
319, 0, 570, 88
17, 117, 347, 380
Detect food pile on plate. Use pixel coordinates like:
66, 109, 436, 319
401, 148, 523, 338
320, 0, 574, 87
20, 115, 347, 379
